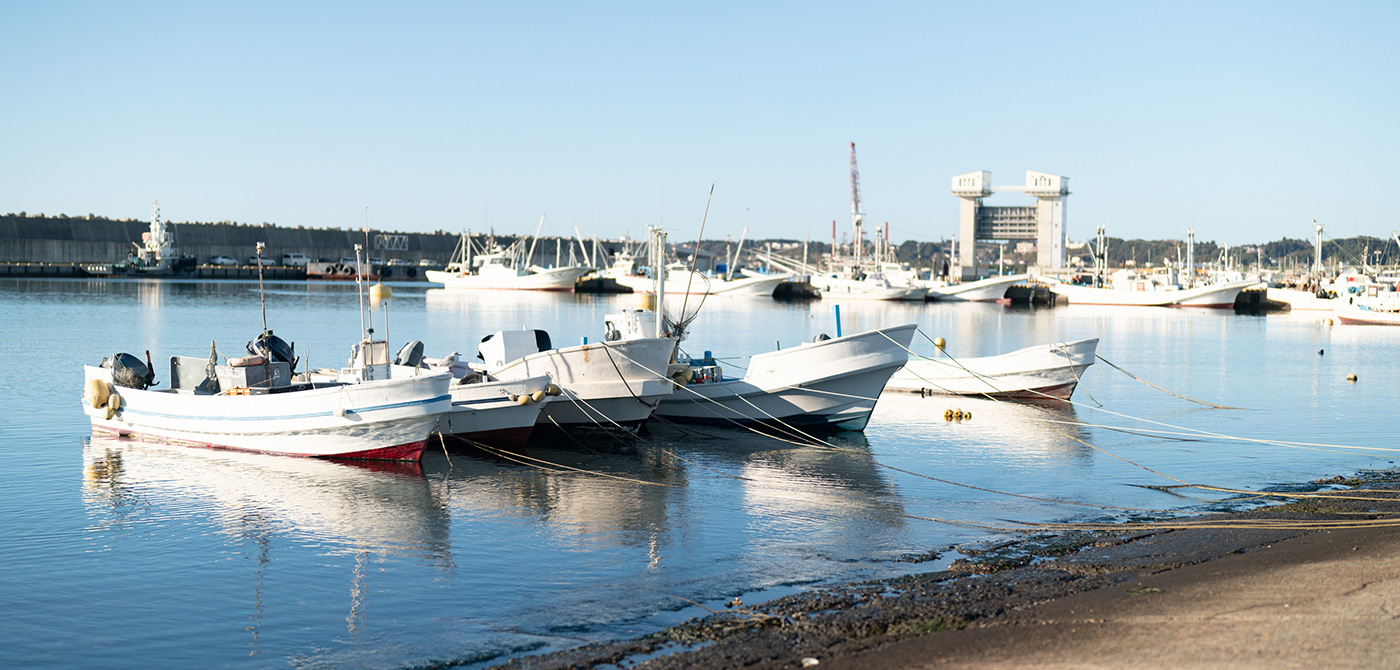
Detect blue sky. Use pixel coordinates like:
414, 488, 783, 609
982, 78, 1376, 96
3, 1, 1395, 246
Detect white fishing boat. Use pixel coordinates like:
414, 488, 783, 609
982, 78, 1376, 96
471, 310, 678, 429
884, 338, 1098, 400
810, 270, 924, 301
425, 229, 593, 291
1047, 273, 1254, 307
82, 334, 452, 461
1332, 301, 1400, 325
925, 273, 1029, 302
653, 323, 918, 431
602, 258, 790, 297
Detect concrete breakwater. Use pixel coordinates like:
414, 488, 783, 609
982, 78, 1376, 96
0, 214, 615, 267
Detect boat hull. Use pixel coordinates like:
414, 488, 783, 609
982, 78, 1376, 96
612, 272, 789, 297
885, 338, 1098, 400
655, 324, 918, 431
83, 366, 451, 460
490, 337, 678, 428
1049, 280, 1254, 307
442, 375, 550, 447
925, 274, 1029, 302
424, 266, 592, 291
1332, 305, 1400, 325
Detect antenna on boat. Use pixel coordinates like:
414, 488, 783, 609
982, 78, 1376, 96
355, 243, 367, 340
255, 241, 268, 334
677, 180, 716, 328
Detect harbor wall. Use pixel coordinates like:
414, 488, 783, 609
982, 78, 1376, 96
0, 215, 619, 266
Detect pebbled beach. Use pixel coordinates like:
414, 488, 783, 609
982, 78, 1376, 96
493, 478, 1400, 670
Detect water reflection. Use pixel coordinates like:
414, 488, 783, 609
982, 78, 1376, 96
873, 393, 1095, 462
82, 435, 450, 558
435, 427, 908, 560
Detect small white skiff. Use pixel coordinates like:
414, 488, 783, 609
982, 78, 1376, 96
885, 338, 1098, 400
654, 324, 918, 431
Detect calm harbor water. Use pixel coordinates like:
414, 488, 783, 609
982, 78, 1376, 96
3, 278, 1397, 668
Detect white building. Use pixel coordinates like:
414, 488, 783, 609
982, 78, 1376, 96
951, 170, 1069, 279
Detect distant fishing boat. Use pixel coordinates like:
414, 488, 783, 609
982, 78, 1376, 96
924, 273, 1030, 302
654, 324, 918, 431
425, 225, 594, 291
1047, 275, 1255, 307
1332, 301, 1400, 325
885, 338, 1098, 400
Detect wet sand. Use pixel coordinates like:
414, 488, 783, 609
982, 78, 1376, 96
494, 478, 1400, 669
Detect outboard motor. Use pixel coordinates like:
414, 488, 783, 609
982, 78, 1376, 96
247, 331, 298, 368
394, 340, 425, 367
108, 352, 154, 390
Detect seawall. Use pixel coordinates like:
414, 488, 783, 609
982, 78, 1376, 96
0, 214, 619, 267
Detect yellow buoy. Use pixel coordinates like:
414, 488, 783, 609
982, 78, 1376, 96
84, 378, 110, 408
531, 390, 546, 402
944, 409, 954, 421
369, 281, 392, 306
934, 337, 946, 350
1347, 373, 1358, 382
953, 409, 964, 420
964, 411, 972, 421
545, 383, 562, 396
635, 292, 657, 311
1322, 317, 1335, 326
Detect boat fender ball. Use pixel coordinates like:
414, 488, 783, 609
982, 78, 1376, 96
1347, 373, 1358, 382
934, 337, 946, 350
944, 409, 954, 421
545, 383, 562, 396
516, 394, 535, 405
84, 378, 110, 408
107, 393, 122, 412
964, 411, 971, 420
531, 390, 546, 403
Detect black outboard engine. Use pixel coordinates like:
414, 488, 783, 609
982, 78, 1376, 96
394, 340, 425, 367
247, 331, 298, 368
109, 352, 154, 390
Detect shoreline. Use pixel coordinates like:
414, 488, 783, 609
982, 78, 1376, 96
491, 474, 1400, 669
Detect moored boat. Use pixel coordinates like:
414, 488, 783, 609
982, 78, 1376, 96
472, 310, 678, 429
1332, 302, 1400, 325
925, 274, 1029, 302
424, 230, 593, 291
884, 338, 1098, 400
654, 323, 918, 431
82, 334, 451, 461
1047, 275, 1254, 307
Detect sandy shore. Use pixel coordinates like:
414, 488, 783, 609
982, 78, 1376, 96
491, 475, 1400, 670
